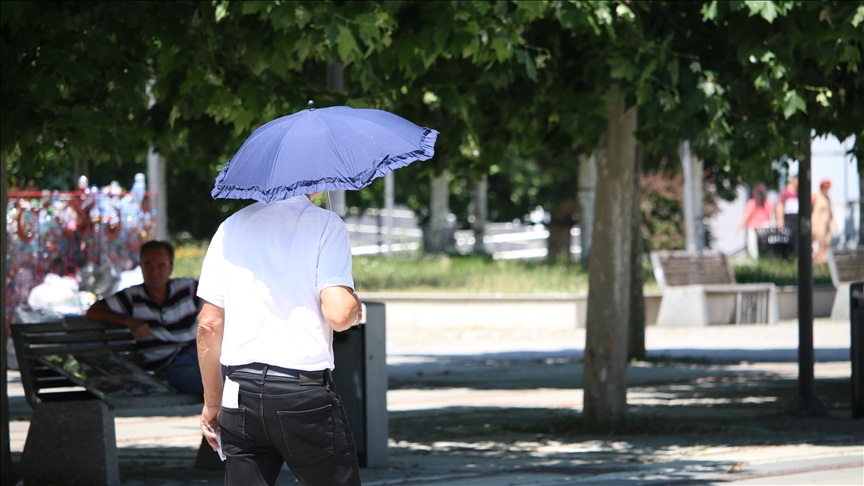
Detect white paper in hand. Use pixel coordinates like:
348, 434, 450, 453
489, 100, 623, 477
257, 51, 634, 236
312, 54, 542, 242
222, 377, 240, 409
205, 423, 226, 461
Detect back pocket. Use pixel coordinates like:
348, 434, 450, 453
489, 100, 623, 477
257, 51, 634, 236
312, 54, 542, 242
219, 406, 246, 441
277, 404, 334, 465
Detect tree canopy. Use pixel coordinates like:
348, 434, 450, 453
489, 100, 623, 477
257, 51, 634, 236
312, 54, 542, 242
3, 0, 862, 235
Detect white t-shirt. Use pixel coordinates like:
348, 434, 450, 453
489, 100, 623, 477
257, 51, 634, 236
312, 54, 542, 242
197, 196, 354, 371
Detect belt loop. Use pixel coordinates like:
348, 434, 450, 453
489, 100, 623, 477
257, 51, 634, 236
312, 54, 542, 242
300, 370, 326, 386
259, 365, 268, 385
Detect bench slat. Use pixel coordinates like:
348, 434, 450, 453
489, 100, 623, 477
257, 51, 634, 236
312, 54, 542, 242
652, 250, 736, 288
826, 248, 864, 287
14, 320, 128, 333
37, 379, 80, 389
23, 331, 134, 345
37, 391, 100, 403
28, 344, 141, 356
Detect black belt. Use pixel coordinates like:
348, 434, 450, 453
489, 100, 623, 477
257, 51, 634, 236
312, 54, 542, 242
226, 363, 328, 385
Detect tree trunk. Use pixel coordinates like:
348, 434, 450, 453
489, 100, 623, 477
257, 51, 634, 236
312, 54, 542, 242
692, 155, 704, 249
424, 169, 451, 254
548, 199, 577, 260
74, 158, 89, 187
583, 85, 637, 429
578, 152, 598, 267
628, 144, 646, 361
471, 175, 488, 255
1, 151, 13, 485
680, 141, 704, 251
147, 147, 168, 239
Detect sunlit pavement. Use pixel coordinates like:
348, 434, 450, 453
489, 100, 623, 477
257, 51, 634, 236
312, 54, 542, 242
7, 318, 863, 485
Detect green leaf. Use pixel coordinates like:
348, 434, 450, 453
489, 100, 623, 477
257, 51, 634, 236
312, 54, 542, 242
326, 22, 339, 47
782, 90, 807, 119
816, 92, 830, 107
269, 4, 296, 31
230, 108, 255, 134
608, 58, 638, 81
168, 105, 181, 128
852, 6, 864, 28
701, 1, 718, 22
514, 49, 537, 81
615, 4, 635, 20
214, 1, 229, 23
667, 59, 680, 86
745, 1, 778, 23
293, 36, 312, 63
179, 68, 207, 95
240, 1, 268, 16
336, 25, 361, 64
753, 74, 771, 91
491, 36, 509, 63
639, 60, 658, 84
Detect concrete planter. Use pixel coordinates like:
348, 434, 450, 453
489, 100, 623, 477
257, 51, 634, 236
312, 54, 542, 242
775, 285, 836, 320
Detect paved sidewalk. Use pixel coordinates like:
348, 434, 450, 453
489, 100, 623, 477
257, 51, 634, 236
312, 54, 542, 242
8, 318, 863, 485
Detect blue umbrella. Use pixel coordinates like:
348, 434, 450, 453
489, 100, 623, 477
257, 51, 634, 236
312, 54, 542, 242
211, 101, 438, 204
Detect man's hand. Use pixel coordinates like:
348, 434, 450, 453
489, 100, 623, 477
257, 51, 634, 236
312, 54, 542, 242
86, 301, 152, 339
127, 319, 152, 339
321, 286, 362, 332
200, 404, 221, 450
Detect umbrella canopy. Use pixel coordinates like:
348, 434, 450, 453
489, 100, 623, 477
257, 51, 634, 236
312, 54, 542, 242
212, 102, 438, 204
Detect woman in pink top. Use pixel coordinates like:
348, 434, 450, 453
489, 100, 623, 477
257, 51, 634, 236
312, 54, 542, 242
735, 183, 774, 258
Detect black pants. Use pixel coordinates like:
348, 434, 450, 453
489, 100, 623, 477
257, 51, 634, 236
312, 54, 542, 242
219, 365, 361, 486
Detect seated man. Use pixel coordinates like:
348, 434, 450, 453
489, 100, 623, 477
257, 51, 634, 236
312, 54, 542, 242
86, 240, 204, 393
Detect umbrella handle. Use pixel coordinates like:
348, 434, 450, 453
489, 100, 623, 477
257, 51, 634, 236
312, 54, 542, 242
325, 190, 332, 212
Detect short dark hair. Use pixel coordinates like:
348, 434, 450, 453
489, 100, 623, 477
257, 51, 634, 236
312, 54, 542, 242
140, 240, 175, 265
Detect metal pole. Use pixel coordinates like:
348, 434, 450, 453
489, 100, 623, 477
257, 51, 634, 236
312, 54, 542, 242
327, 62, 347, 217
384, 173, 394, 257
787, 133, 828, 416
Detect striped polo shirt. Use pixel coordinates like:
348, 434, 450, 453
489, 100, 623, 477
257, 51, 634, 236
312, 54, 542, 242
103, 278, 202, 362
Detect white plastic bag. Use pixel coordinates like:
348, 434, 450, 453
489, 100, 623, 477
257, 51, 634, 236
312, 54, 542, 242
26, 274, 80, 313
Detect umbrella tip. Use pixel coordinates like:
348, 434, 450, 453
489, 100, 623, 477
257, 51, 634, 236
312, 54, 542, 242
308, 100, 315, 111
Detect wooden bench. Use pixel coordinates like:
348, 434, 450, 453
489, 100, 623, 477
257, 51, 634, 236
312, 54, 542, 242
826, 248, 864, 320
650, 250, 779, 327
11, 316, 221, 486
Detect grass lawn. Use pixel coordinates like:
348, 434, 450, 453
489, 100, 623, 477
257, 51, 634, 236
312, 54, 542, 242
172, 242, 831, 294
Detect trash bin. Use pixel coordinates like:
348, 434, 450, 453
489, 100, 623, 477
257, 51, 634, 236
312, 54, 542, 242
756, 227, 794, 259
332, 301, 388, 466
852, 283, 864, 420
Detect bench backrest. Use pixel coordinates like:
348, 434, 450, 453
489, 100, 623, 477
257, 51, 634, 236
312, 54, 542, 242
650, 250, 736, 290
826, 248, 864, 288
11, 316, 150, 408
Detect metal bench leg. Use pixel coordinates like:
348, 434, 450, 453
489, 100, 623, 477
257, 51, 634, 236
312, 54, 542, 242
21, 400, 119, 486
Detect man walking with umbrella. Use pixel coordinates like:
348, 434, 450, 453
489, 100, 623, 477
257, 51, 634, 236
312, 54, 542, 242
196, 102, 437, 485
197, 190, 363, 485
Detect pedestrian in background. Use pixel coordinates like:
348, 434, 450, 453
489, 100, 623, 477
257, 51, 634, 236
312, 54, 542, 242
812, 178, 838, 265
777, 174, 799, 233
735, 183, 774, 259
